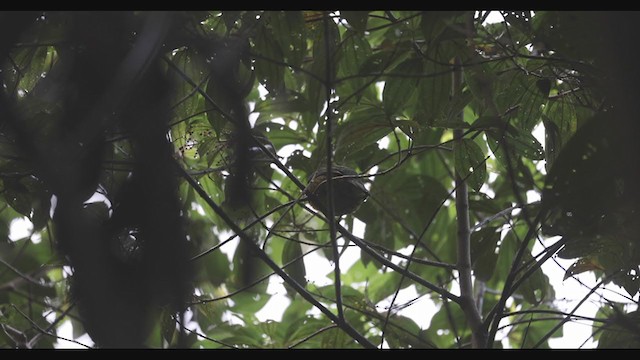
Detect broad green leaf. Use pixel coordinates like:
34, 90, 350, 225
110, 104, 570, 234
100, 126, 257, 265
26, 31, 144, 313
367, 270, 408, 304
454, 138, 488, 192
269, 11, 307, 68
383, 58, 422, 115
254, 122, 307, 149
434, 91, 473, 128
202, 247, 231, 287
253, 94, 309, 122
358, 50, 402, 76
253, 24, 285, 94
230, 291, 271, 315
470, 227, 500, 281
384, 314, 433, 348
281, 298, 313, 325
598, 310, 640, 348
337, 30, 373, 103
486, 126, 544, 163
305, 19, 341, 119
319, 327, 359, 348
171, 48, 206, 122
334, 106, 392, 163
342, 259, 379, 285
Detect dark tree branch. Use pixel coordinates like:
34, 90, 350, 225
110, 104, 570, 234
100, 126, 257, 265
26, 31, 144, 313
452, 56, 486, 348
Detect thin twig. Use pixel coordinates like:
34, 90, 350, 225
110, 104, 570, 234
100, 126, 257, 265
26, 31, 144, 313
173, 314, 238, 349
532, 274, 614, 348
176, 160, 376, 348
190, 198, 299, 262
288, 324, 338, 349
191, 243, 326, 306
0, 257, 54, 289
11, 305, 92, 349
26, 302, 77, 348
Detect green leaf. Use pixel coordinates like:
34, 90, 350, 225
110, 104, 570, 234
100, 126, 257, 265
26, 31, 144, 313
282, 238, 307, 296
230, 291, 271, 315
385, 315, 434, 348
203, 247, 231, 287
426, 305, 469, 348
367, 270, 407, 303
510, 128, 545, 160
487, 126, 545, 162
253, 24, 285, 94
434, 91, 473, 128
598, 310, 640, 348
507, 307, 563, 348
358, 50, 399, 76
254, 122, 307, 149
383, 58, 422, 115
342, 11, 369, 32
305, 19, 341, 118
281, 298, 313, 325
337, 30, 373, 102
230, 236, 271, 294
319, 327, 359, 348
415, 47, 457, 125
285, 149, 313, 176
170, 48, 206, 123
470, 227, 500, 281
335, 106, 392, 163
471, 115, 504, 130
269, 11, 307, 68
454, 138, 488, 192
512, 243, 552, 305
420, 12, 459, 43
338, 31, 372, 77
254, 94, 309, 121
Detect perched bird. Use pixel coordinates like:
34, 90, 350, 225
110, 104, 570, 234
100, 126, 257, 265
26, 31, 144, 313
305, 165, 369, 216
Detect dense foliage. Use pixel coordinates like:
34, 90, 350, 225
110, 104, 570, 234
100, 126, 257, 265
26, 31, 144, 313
0, 11, 638, 348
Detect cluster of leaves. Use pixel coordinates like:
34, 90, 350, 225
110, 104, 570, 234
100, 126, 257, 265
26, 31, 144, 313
0, 10, 637, 349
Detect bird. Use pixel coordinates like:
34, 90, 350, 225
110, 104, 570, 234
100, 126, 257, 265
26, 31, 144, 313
305, 165, 369, 216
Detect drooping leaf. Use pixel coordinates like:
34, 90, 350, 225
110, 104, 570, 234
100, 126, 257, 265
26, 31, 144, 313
282, 238, 307, 297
